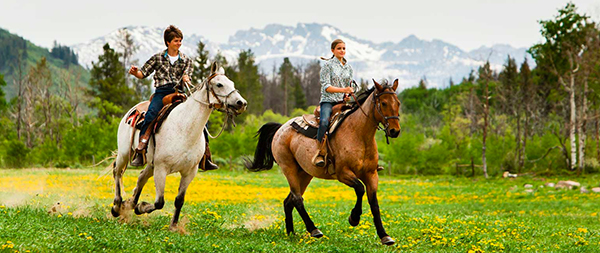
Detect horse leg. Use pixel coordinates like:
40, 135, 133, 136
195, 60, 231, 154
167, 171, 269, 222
284, 168, 321, 237
337, 169, 365, 227
131, 164, 154, 208
134, 167, 166, 215
362, 172, 395, 245
283, 193, 295, 235
111, 154, 129, 217
169, 169, 197, 231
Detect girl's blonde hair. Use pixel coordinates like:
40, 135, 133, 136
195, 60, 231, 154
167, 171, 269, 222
320, 39, 345, 60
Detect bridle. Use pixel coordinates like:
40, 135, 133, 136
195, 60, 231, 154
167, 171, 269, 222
186, 72, 242, 138
350, 87, 400, 144
374, 88, 401, 144
188, 73, 239, 112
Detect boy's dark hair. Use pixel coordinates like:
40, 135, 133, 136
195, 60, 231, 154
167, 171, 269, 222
164, 25, 183, 47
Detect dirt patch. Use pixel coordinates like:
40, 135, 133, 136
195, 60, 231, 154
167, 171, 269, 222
117, 198, 136, 223
0, 193, 31, 208
172, 216, 190, 235
237, 203, 279, 232
243, 214, 277, 231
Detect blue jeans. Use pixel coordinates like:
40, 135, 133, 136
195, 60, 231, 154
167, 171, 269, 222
316, 102, 335, 142
139, 85, 176, 138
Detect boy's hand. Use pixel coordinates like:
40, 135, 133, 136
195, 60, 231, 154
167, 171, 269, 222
182, 75, 190, 84
128, 66, 139, 75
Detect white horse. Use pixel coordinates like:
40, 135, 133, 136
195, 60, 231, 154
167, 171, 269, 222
111, 62, 247, 230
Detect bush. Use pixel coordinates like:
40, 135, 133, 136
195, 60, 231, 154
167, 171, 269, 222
5, 139, 29, 168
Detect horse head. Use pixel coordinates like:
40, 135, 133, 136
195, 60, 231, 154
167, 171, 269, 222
200, 62, 247, 115
372, 79, 401, 138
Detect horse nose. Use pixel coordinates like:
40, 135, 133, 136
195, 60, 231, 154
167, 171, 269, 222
389, 128, 400, 138
236, 100, 247, 111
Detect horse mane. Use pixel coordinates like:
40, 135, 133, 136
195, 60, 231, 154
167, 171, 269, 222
347, 87, 375, 115
188, 78, 208, 94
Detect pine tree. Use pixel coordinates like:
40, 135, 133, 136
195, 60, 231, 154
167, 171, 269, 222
0, 74, 6, 112
292, 80, 307, 110
88, 43, 135, 120
115, 28, 151, 102
235, 49, 263, 115
302, 60, 321, 106
519, 58, 534, 172
192, 40, 210, 83
279, 57, 302, 115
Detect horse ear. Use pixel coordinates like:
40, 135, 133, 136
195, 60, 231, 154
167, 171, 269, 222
210, 61, 220, 74
392, 79, 399, 91
217, 66, 225, 75
373, 78, 383, 91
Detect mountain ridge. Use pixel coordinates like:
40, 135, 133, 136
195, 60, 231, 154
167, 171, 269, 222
70, 23, 533, 90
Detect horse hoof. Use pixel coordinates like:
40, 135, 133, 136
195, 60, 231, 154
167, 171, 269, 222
134, 203, 144, 215
310, 229, 323, 238
381, 236, 395, 245
110, 206, 120, 217
348, 215, 360, 226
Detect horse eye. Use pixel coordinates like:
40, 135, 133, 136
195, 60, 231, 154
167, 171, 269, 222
217, 83, 223, 88
382, 102, 387, 107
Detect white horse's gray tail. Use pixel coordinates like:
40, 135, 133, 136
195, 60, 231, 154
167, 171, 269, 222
244, 122, 281, 172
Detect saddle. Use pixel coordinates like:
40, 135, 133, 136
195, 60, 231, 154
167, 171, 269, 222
311, 102, 353, 127
291, 103, 354, 176
125, 92, 187, 133
293, 102, 353, 138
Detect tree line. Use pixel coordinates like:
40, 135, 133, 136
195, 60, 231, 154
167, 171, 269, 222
0, 3, 599, 177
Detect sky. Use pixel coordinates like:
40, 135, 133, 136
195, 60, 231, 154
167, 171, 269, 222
1, 0, 599, 51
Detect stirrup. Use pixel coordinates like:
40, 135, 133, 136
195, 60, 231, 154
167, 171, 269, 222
199, 157, 219, 171
131, 151, 146, 167
312, 153, 326, 167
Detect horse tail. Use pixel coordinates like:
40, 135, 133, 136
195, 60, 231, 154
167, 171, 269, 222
244, 122, 282, 172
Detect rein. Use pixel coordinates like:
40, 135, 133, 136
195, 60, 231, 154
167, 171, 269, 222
350, 92, 368, 118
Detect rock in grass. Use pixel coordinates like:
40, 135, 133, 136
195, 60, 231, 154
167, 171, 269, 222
592, 187, 600, 193
524, 184, 533, 188
555, 181, 580, 190
545, 182, 555, 188
581, 187, 589, 194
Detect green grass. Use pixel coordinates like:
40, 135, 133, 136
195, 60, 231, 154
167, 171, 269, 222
1, 168, 600, 252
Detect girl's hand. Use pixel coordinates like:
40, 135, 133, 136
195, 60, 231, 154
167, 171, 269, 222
344, 94, 352, 102
345, 87, 354, 94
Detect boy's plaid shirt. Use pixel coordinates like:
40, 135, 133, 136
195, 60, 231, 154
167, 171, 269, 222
140, 49, 193, 88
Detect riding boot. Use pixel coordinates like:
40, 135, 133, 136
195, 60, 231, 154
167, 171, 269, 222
131, 130, 152, 167
377, 165, 384, 171
199, 142, 219, 171
312, 136, 328, 167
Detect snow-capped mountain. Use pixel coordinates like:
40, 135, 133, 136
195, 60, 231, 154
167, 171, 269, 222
71, 23, 533, 90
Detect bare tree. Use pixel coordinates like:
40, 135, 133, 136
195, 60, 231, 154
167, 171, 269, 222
479, 62, 492, 178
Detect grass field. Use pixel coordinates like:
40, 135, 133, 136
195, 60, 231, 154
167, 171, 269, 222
1, 168, 600, 252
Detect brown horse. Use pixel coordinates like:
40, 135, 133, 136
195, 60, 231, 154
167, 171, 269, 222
245, 79, 401, 245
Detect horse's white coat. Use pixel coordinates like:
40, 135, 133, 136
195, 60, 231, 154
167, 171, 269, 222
111, 64, 246, 228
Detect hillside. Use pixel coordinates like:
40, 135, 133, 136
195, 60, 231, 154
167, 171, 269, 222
0, 27, 89, 100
